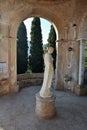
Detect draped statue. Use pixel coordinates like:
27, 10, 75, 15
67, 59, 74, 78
39, 46, 54, 98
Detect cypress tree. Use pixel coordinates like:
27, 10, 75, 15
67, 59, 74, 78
47, 25, 56, 70
17, 22, 28, 74
29, 17, 44, 73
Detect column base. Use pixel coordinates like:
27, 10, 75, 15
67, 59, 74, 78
0, 80, 19, 96
10, 84, 19, 93
55, 82, 66, 91
35, 93, 56, 119
0, 79, 9, 96
71, 86, 75, 93
74, 86, 87, 96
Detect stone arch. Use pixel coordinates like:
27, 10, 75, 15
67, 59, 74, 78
9, 6, 66, 38
8, 6, 67, 92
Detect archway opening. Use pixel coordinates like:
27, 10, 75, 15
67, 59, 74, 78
17, 17, 58, 89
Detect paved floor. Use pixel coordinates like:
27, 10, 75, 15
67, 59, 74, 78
0, 86, 87, 130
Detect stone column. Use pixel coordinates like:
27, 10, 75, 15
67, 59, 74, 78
9, 37, 19, 93
78, 39, 85, 86
55, 40, 65, 90
74, 39, 87, 95
0, 23, 11, 95
0, 22, 19, 94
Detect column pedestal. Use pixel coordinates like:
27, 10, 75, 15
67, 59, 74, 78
10, 84, 19, 93
74, 86, 87, 96
35, 93, 56, 119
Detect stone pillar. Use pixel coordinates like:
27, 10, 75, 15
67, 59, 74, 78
74, 39, 87, 95
35, 93, 56, 119
9, 37, 19, 93
0, 23, 11, 95
78, 39, 85, 86
55, 40, 66, 90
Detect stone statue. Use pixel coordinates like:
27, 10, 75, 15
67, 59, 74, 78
39, 46, 54, 98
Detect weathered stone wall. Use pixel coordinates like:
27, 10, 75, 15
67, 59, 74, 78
17, 73, 43, 89
0, 0, 87, 95
56, 40, 79, 90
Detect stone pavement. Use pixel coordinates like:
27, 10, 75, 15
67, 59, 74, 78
0, 86, 87, 130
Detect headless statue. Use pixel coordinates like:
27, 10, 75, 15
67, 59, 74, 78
39, 47, 54, 98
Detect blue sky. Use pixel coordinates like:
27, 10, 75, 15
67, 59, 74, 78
24, 17, 52, 45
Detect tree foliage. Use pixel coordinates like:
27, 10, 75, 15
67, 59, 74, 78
47, 25, 56, 70
17, 22, 28, 74
29, 17, 44, 73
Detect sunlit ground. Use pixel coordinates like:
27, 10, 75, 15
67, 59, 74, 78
0, 86, 87, 130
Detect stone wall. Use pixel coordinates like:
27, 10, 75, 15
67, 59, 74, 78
0, 0, 87, 95
56, 40, 79, 90
17, 73, 43, 89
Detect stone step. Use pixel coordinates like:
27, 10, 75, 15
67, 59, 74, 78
17, 77, 43, 89
17, 73, 43, 81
